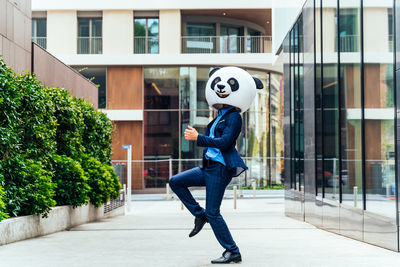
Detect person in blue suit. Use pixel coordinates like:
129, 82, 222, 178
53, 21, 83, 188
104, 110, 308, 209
168, 67, 263, 264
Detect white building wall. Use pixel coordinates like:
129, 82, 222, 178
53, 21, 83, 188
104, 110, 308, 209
363, 8, 390, 53
159, 10, 181, 54
47, 10, 77, 55
103, 10, 133, 54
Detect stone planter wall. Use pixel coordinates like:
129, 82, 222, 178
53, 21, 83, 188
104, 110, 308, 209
0, 203, 125, 246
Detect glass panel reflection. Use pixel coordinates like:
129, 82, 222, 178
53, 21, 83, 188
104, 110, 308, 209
364, 2, 395, 218
144, 67, 179, 109
322, 0, 339, 201
339, 0, 363, 206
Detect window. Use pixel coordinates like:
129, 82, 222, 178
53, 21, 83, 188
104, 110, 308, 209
73, 67, 107, 109
337, 8, 359, 52
77, 18, 102, 54
134, 18, 159, 54
32, 18, 47, 49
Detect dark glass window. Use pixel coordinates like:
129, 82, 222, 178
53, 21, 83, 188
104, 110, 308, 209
73, 67, 107, 109
144, 67, 179, 109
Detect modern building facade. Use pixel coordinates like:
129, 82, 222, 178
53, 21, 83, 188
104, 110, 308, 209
282, 0, 400, 251
31, 0, 284, 192
0, 0, 98, 106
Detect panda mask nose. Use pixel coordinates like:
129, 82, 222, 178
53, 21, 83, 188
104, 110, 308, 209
217, 84, 225, 90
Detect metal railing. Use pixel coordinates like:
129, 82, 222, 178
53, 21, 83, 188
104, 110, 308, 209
181, 35, 272, 54
112, 156, 283, 189
104, 188, 126, 214
134, 36, 159, 54
337, 35, 359, 52
32, 37, 46, 49
77, 37, 102, 54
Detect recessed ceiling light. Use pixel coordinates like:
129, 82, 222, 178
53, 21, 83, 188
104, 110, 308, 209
223, 12, 227, 16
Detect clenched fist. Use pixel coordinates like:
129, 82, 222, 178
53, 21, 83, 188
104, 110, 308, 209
184, 125, 199, 141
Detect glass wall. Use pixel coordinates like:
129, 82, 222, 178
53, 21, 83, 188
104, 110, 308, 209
339, 0, 363, 206
143, 66, 283, 188
363, 2, 395, 217
285, 0, 397, 218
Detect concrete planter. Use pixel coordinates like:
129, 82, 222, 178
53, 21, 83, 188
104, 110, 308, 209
0, 203, 125, 246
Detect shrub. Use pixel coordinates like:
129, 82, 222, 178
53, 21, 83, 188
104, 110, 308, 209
52, 154, 90, 208
0, 58, 23, 161
75, 99, 113, 164
80, 155, 121, 208
0, 181, 9, 221
2, 156, 56, 218
47, 88, 85, 160
14, 73, 57, 168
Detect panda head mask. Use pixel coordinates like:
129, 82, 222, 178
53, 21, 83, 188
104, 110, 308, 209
205, 66, 264, 113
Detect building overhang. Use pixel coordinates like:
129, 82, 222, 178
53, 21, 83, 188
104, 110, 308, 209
62, 53, 282, 73
32, 0, 272, 11
101, 109, 143, 121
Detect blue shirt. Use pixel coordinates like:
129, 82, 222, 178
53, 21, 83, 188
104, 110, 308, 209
205, 106, 235, 165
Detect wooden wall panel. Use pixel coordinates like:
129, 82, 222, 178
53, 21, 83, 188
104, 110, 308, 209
107, 66, 143, 109
111, 121, 143, 190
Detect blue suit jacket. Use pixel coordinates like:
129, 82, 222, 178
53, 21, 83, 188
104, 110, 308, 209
197, 108, 248, 177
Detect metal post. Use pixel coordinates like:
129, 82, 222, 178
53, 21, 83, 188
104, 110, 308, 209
233, 185, 237, 209
252, 180, 256, 199
122, 144, 132, 213
166, 183, 172, 200
386, 184, 391, 198
127, 146, 132, 212
169, 157, 173, 179
353, 186, 358, 207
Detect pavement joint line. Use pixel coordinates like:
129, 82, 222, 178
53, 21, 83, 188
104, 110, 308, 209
69, 227, 315, 231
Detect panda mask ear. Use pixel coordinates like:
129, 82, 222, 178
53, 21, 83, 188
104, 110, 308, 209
209, 67, 221, 77
253, 77, 264, 89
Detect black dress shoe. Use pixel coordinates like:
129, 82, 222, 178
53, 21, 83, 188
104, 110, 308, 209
211, 250, 242, 264
189, 216, 208, 237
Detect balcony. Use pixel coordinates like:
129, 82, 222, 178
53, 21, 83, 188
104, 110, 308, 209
77, 37, 102, 54
134, 36, 159, 54
32, 37, 46, 49
181, 36, 272, 54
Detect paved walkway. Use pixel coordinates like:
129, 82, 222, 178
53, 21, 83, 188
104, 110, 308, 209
1, 193, 400, 267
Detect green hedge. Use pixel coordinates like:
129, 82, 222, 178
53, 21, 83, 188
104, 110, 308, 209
80, 155, 121, 208
52, 154, 90, 208
0, 57, 121, 221
1, 156, 56, 217
0, 180, 8, 221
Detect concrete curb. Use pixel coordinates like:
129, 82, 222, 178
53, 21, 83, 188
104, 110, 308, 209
0, 203, 125, 246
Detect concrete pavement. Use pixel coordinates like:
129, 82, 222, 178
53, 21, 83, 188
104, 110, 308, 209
1, 193, 400, 267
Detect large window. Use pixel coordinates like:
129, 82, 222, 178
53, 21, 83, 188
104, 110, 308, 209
143, 66, 283, 188
32, 18, 47, 49
182, 20, 268, 54
78, 18, 102, 54
134, 18, 159, 54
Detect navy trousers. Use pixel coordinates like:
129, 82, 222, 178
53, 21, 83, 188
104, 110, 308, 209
169, 162, 239, 253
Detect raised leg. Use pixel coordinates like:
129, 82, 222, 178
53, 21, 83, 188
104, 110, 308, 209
169, 167, 206, 218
